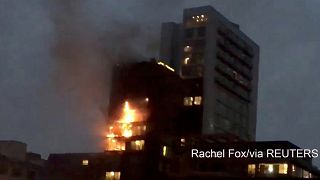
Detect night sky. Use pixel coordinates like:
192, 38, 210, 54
0, 0, 319, 165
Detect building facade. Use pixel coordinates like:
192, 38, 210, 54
0, 140, 45, 180
160, 6, 259, 141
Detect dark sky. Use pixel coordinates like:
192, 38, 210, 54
0, 0, 319, 165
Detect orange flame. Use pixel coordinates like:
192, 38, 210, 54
105, 100, 148, 151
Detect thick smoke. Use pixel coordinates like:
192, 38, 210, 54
46, 0, 185, 154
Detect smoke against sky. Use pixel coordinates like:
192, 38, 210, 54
0, 0, 319, 165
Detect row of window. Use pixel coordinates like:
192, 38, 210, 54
185, 27, 206, 39
216, 100, 248, 122
217, 49, 251, 80
181, 64, 204, 78
216, 86, 249, 115
217, 26, 254, 58
0, 165, 36, 179
215, 72, 250, 101
185, 15, 208, 28
216, 61, 251, 89
248, 163, 313, 178
214, 113, 248, 139
106, 171, 121, 180
217, 35, 252, 68
105, 138, 145, 152
82, 168, 121, 180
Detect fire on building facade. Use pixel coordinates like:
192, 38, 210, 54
45, 5, 320, 180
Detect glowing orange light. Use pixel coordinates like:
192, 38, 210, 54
119, 101, 136, 123
105, 100, 148, 151
123, 129, 133, 138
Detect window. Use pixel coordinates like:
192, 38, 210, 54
82, 160, 89, 166
130, 140, 144, 150
194, 96, 202, 105
279, 164, 288, 174
192, 53, 204, 64
105, 171, 121, 180
197, 27, 206, 37
184, 45, 192, 53
162, 146, 167, 157
303, 170, 312, 178
106, 138, 125, 151
180, 138, 186, 147
11, 167, 22, 177
258, 163, 289, 175
248, 164, 255, 175
184, 57, 190, 64
184, 97, 193, 106
267, 164, 273, 173
185, 28, 194, 38
27, 171, 36, 180
0, 162, 9, 175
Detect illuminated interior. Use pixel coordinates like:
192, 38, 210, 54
186, 14, 208, 27
184, 97, 193, 106
248, 163, 288, 175
105, 138, 125, 151
82, 160, 89, 166
130, 140, 145, 150
194, 96, 202, 105
184, 96, 202, 106
106, 101, 148, 151
180, 138, 186, 147
192, 14, 208, 23
162, 146, 167, 157
105, 171, 121, 180
248, 164, 255, 175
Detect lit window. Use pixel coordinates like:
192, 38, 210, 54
259, 163, 288, 175
191, 15, 208, 23
292, 165, 295, 172
268, 164, 273, 173
162, 146, 167, 157
184, 57, 190, 64
106, 138, 125, 151
279, 163, 288, 174
194, 96, 202, 105
105, 171, 121, 180
184, 97, 193, 106
180, 138, 186, 147
130, 140, 145, 151
248, 164, 255, 175
184, 46, 192, 52
303, 170, 311, 178
82, 160, 89, 166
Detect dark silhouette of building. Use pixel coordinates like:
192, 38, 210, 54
0, 140, 46, 180
46, 152, 121, 180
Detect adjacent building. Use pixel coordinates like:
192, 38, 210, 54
160, 6, 259, 141
0, 140, 45, 180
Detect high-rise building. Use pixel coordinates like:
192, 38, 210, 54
45, 6, 320, 180
160, 6, 259, 141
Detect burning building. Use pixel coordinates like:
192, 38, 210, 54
45, 5, 320, 180
105, 101, 148, 151
106, 60, 189, 179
